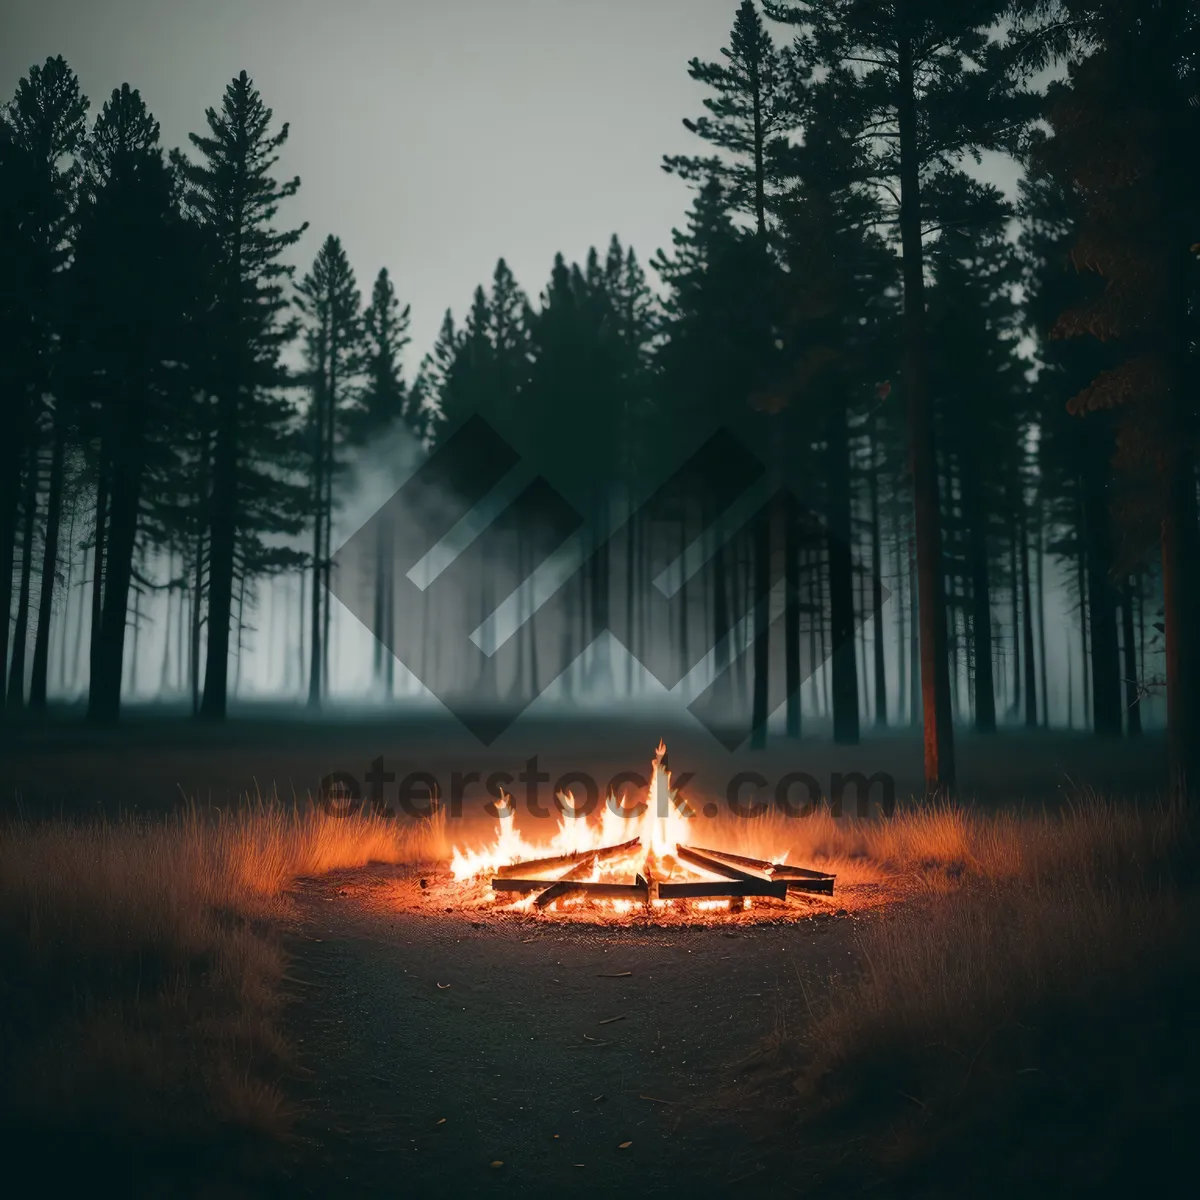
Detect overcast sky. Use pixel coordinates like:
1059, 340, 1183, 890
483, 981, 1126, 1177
4, 0, 783, 364
4, 0, 1026, 371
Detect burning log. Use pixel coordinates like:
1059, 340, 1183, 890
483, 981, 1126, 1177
657, 879, 787, 900
467, 744, 836, 914
492, 879, 650, 901
772, 871, 836, 895
675, 845, 773, 884
685, 844, 836, 895
493, 837, 642, 879
533, 853, 600, 909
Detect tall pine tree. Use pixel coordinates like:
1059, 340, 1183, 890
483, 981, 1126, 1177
764, 0, 1037, 790
296, 233, 362, 708
1, 56, 88, 710
175, 71, 308, 719
70, 85, 208, 721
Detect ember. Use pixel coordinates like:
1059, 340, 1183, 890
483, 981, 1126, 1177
450, 742, 834, 916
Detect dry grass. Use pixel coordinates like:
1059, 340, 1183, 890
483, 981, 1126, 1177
766, 797, 1200, 1197
707, 790, 1193, 894
5, 789, 1193, 1194
0, 799, 447, 1189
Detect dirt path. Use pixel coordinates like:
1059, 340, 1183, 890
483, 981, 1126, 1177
280, 868, 860, 1198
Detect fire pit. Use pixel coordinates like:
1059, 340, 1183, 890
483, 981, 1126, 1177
449, 742, 835, 918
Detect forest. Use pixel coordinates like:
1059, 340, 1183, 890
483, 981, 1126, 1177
1, 0, 1197, 796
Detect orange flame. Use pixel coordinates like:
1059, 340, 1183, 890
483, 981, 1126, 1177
449, 742, 724, 909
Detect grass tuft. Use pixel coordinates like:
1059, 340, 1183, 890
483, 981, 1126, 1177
0, 798, 447, 1187
772, 797, 1200, 1196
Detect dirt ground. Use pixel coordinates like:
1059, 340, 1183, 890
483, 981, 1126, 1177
279, 866, 860, 1198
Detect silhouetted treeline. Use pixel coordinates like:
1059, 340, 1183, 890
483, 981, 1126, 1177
1, 1, 1197, 796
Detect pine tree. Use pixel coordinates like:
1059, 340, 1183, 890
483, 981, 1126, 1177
0, 116, 38, 707
175, 71, 309, 720
355, 265, 417, 698
1, 56, 88, 710
67, 85, 208, 721
487, 258, 532, 440
927, 217, 1026, 734
359, 267, 418, 438
415, 309, 464, 433
663, 0, 803, 237
653, 179, 778, 444
763, 0, 1037, 791
296, 233, 363, 708
1018, 1, 1200, 794
430, 287, 503, 441
768, 118, 900, 745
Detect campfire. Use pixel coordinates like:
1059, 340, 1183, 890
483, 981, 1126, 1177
449, 742, 834, 916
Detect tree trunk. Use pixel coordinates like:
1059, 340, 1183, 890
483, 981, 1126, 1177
296, 569, 305, 696
675, 513, 687, 698
177, 575, 187, 693
1160, 452, 1198, 796
897, 12, 954, 791
749, 509, 771, 749
750, 47, 766, 239
1121, 574, 1142, 737
1075, 515, 1091, 728
88, 426, 144, 723
1067, 634, 1075, 728
30, 411, 67, 709
855, 540, 867, 716
868, 423, 887, 727
1083, 428, 1123, 737
129, 577, 141, 699
1137, 566, 1146, 695
893, 494, 908, 725
372, 523, 384, 688
0, 410, 25, 705
785, 497, 802, 739
58, 498, 78, 695
322, 480, 333, 700
1008, 515, 1021, 717
908, 522, 919, 726
385, 537, 395, 699
190, 421, 210, 716
807, 546, 821, 716
827, 403, 859, 744
7, 446, 39, 709
965, 462, 996, 733
200, 387, 238, 720
190, 523, 205, 715
307, 482, 324, 707
159, 551, 174, 696
713, 542, 731, 704
819, 548, 831, 718
72, 529, 88, 695
625, 504, 636, 697
1036, 513, 1049, 726
233, 570, 246, 697
1020, 509, 1037, 729
736, 548, 750, 707
322, 354, 335, 699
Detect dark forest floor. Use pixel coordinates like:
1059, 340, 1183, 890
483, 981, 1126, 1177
0, 702, 1168, 820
